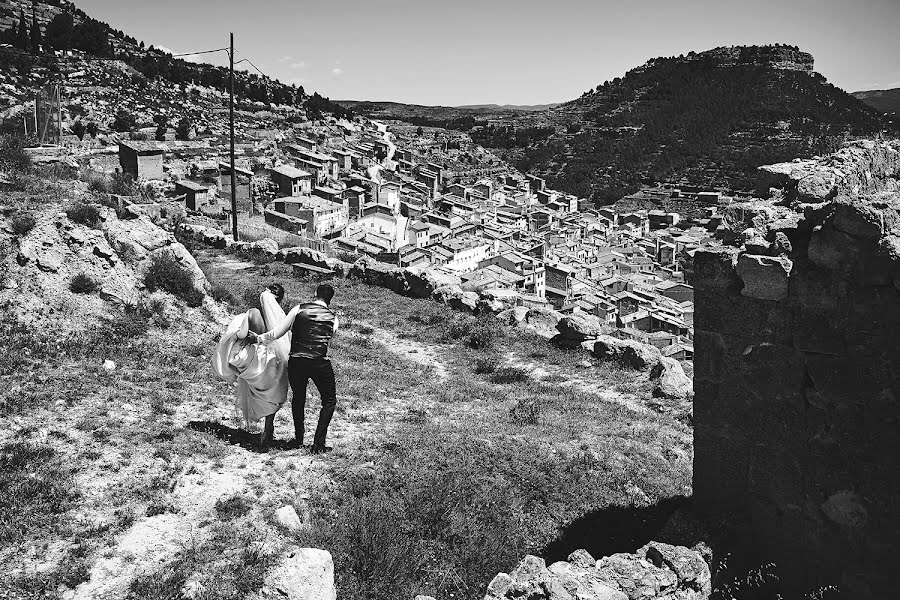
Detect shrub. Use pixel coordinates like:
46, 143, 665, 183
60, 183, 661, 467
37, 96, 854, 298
473, 355, 499, 374
9, 211, 36, 236
69, 273, 98, 294
510, 397, 542, 425
84, 171, 111, 194
466, 317, 503, 350
0, 134, 31, 173
110, 171, 137, 196
111, 109, 135, 133
444, 316, 474, 340
490, 366, 529, 385
65, 202, 101, 227
210, 284, 237, 305
136, 296, 171, 329
71, 120, 86, 140
143, 252, 204, 307
214, 495, 252, 520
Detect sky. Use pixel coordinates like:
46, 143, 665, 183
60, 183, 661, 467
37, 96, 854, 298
76, 0, 900, 106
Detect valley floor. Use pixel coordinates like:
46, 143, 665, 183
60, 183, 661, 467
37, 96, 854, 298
0, 248, 693, 600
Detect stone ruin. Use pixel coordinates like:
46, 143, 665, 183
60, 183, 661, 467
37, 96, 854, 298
689, 140, 900, 598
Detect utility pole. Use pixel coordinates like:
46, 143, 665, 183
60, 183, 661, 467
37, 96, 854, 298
56, 84, 62, 146
229, 32, 238, 241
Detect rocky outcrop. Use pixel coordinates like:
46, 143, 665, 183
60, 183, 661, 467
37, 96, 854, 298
11, 205, 207, 307
593, 335, 662, 370
554, 314, 609, 348
484, 543, 710, 600
757, 139, 900, 202
689, 146, 900, 598
260, 547, 336, 600
650, 357, 692, 401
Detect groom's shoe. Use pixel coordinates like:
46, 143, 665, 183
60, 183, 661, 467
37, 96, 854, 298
310, 445, 332, 455
284, 439, 304, 450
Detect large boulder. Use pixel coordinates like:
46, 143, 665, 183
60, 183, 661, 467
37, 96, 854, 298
249, 238, 279, 256
350, 256, 408, 294
638, 542, 711, 597
432, 284, 478, 313
650, 357, 693, 400
404, 266, 462, 299
260, 547, 336, 600
556, 313, 606, 342
524, 307, 564, 339
593, 335, 662, 370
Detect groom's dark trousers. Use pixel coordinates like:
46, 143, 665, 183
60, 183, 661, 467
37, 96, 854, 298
288, 356, 337, 447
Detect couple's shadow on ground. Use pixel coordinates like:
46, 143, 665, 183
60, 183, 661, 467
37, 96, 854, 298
188, 420, 293, 453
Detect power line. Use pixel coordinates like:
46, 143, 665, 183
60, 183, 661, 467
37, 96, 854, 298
171, 47, 228, 58
234, 55, 270, 80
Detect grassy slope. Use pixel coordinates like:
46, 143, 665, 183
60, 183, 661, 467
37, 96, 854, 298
200, 252, 693, 600
0, 239, 692, 600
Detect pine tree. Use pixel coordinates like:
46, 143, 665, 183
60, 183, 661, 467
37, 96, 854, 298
30, 3, 41, 54
15, 10, 28, 51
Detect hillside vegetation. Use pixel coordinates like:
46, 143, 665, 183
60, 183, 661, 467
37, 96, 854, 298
352, 45, 896, 204
852, 88, 900, 115
0, 0, 350, 132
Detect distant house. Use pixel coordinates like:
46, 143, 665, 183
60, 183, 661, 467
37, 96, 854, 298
271, 196, 348, 239
118, 142, 165, 180
270, 164, 312, 197
175, 180, 209, 211
331, 148, 352, 171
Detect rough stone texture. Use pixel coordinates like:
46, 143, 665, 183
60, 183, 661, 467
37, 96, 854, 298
274, 505, 303, 531
13, 206, 208, 308
650, 357, 693, 400
689, 150, 900, 598
758, 139, 900, 202
554, 313, 607, 348
260, 547, 336, 600
735, 254, 792, 300
593, 335, 662, 370
483, 544, 709, 600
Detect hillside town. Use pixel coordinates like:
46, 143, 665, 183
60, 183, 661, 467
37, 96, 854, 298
90, 116, 722, 362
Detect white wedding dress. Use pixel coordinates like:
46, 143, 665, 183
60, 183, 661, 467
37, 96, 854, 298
212, 290, 291, 428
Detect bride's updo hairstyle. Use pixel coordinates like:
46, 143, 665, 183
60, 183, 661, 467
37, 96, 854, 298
267, 283, 285, 304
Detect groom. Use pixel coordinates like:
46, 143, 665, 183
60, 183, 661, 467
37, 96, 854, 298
253, 284, 339, 454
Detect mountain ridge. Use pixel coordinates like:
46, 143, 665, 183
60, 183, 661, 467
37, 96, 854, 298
486, 44, 896, 202
852, 88, 900, 115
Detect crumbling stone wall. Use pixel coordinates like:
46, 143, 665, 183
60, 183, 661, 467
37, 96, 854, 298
689, 189, 900, 598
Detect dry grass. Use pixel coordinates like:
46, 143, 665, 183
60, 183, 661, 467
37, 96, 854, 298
195, 248, 693, 600
0, 245, 691, 600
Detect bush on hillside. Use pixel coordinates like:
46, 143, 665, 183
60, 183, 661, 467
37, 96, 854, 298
0, 134, 31, 174
9, 212, 36, 236
65, 202, 101, 228
473, 355, 499, 374
69, 273, 98, 294
490, 366, 530, 385
466, 317, 504, 350
143, 252, 204, 307
111, 109, 136, 133
209, 285, 236, 306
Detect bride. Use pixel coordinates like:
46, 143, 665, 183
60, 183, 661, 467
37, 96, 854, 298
212, 284, 290, 448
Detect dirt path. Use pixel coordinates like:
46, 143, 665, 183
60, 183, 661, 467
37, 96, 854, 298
351, 321, 449, 381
